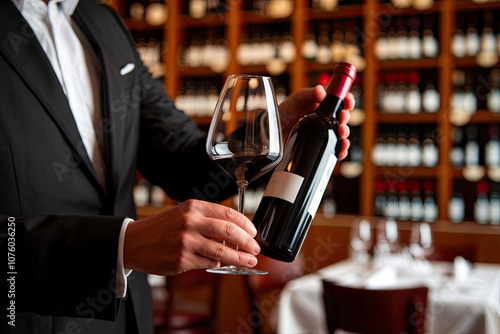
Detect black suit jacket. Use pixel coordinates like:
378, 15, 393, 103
0, 1, 235, 333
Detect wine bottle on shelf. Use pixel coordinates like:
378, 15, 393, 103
408, 126, 422, 167
252, 63, 357, 262
452, 27, 466, 58
485, 125, 500, 169
422, 28, 439, 58
422, 80, 440, 113
395, 73, 407, 113
462, 75, 477, 115
385, 127, 398, 166
396, 126, 409, 166
372, 129, 387, 167
375, 30, 388, 60
317, 30, 332, 64
301, 31, 319, 61
279, 33, 297, 64
406, 72, 421, 114
476, 11, 498, 67
490, 183, 500, 225
385, 180, 400, 219
465, 21, 480, 57
385, 73, 398, 113
330, 25, 345, 63
475, 181, 490, 224
396, 20, 409, 60
488, 69, 500, 114
465, 125, 480, 168
423, 180, 437, 223
408, 26, 422, 59
448, 181, 465, 223
374, 179, 388, 217
421, 127, 439, 168
398, 180, 411, 221
386, 27, 398, 60
410, 180, 424, 222
450, 126, 465, 168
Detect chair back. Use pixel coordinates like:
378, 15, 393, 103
322, 280, 428, 334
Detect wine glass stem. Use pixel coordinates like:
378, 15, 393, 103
236, 181, 248, 252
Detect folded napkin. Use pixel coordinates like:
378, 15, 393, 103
364, 266, 397, 289
453, 256, 472, 284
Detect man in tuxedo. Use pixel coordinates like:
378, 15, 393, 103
0, 0, 354, 333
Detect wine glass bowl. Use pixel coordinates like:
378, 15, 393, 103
206, 75, 283, 275
376, 218, 400, 255
409, 222, 434, 260
350, 219, 373, 264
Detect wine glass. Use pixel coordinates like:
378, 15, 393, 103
350, 219, 373, 265
376, 218, 400, 256
409, 222, 434, 260
206, 74, 283, 275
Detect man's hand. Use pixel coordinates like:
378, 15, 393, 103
123, 200, 260, 275
278, 85, 355, 161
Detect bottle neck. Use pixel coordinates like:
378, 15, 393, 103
316, 94, 344, 120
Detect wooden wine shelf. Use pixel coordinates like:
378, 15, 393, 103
241, 11, 293, 24
454, 56, 500, 68
124, 18, 163, 31
376, 112, 438, 123
454, 0, 500, 11
179, 14, 225, 28
469, 110, 500, 123
377, 2, 443, 16
378, 58, 440, 70
178, 66, 222, 77
306, 5, 364, 20
374, 166, 437, 179
238, 64, 293, 74
115, 0, 500, 228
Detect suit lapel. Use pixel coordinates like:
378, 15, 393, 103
72, 2, 132, 202
0, 0, 106, 200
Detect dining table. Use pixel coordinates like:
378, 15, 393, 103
269, 256, 500, 334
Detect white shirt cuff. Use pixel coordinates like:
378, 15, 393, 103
116, 217, 134, 298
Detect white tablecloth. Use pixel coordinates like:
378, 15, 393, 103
270, 259, 500, 334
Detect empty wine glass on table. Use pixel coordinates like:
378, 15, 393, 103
409, 222, 434, 276
375, 218, 400, 256
206, 74, 283, 275
409, 222, 434, 260
350, 218, 373, 265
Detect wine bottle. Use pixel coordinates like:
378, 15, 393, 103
410, 180, 424, 222
487, 69, 500, 113
423, 180, 437, 223
385, 180, 400, 219
252, 63, 356, 262
474, 181, 489, 224
450, 126, 465, 168
465, 125, 480, 168
374, 179, 388, 217
398, 180, 412, 221
485, 125, 500, 169
448, 181, 465, 223
490, 183, 500, 225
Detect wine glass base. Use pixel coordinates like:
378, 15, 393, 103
206, 265, 268, 275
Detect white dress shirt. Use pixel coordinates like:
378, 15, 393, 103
12, 0, 131, 298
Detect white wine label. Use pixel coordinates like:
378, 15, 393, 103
263, 171, 304, 204
308, 154, 337, 218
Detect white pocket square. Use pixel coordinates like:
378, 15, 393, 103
120, 63, 135, 76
